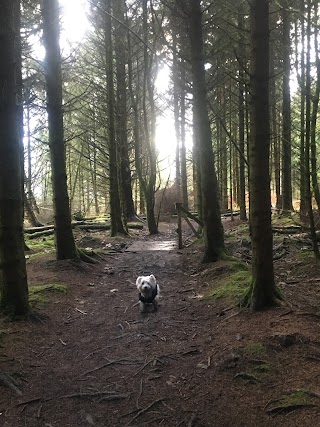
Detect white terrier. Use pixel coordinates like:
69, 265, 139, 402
136, 274, 160, 313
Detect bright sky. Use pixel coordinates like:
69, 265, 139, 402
59, 0, 89, 45
58, 0, 190, 180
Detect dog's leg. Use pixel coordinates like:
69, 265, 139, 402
152, 299, 159, 311
139, 301, 147, 313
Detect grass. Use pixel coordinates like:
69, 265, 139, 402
29, 283, 67, 308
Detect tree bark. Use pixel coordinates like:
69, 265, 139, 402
105, 0, 127, 236
114, 0, 136, 221
188, 0, 225, 262
310, 1, 320, 214
244, 0, 279, 309
238, 7, 247, 221
41, 0, 79, 260
298, 8, 308, 215
180, 64, 189, 210
281, 1, 293, 212
0, 0, 29, 315
305, 0, 320, 259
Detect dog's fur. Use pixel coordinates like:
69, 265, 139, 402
136, 274, 160, 313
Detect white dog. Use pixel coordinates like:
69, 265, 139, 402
136, 274, 160, 313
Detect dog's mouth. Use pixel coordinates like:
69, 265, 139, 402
141, 285, 151, 294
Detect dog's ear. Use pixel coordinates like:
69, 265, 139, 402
149, 274, 156, 286
136, 276, 143, 288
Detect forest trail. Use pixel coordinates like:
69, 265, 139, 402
1, 220, 320, 426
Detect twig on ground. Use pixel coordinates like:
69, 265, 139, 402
83, 358, 141, 376
132, 359, 153, 377
16, 397, 47, 406
37, 404, 42, 418
178, 288, 195, 294
125, 398, 166, 426
278, 310, 294, 317
220, 311, 240, 322
188, 414, 197, 427
75, 307, 87, 315
98, 394, 128, 402
60, 391, 128, 401
0, 373, 22, 396
136, 378, 143, 408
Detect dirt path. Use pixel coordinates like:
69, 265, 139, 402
1, 221, 320, 426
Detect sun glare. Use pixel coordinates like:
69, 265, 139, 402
59, 0, 89, 45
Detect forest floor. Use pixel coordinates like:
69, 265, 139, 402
1, 216, 320, 426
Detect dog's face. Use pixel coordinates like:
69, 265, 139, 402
136, 274, 157, 297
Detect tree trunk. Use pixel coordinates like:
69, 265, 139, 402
0, 0, 29, 315
188, 0, 225, 263
238, 7, 247, 221
281, 1, 293, 212
105, 0, 127, 236
305, 0, 320, 259
172, 28, 181, 193
244, 0, 279, 309
310, 1, 320, 214
298, 9, 308, 215
180, 64, 189, 210
114, 0, 136, 221
142, 0, 158, 234
41, 0, 79, 260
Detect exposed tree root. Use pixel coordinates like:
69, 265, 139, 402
77, 248, 98, 264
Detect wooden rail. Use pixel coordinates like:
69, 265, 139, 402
175, 203, 203, 249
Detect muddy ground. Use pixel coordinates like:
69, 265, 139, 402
1, 218, 320, 426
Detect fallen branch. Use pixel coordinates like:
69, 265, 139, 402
272, 225, 303, 234
24, 225, 54, 234
27, 229, 55, 239
24, 222, 143, 239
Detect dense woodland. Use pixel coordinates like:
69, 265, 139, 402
0, 0, 320, 315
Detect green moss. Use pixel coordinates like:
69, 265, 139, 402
235, 363, 271, 384
251, 363, 271, 374
208, 269, 251, 301
280, 390, 316, 406
272, 212, 303, 227
226, 257, 248, 271
29, 283, 67, 307
242, 341, 267, 357
25, 235, 55, 253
